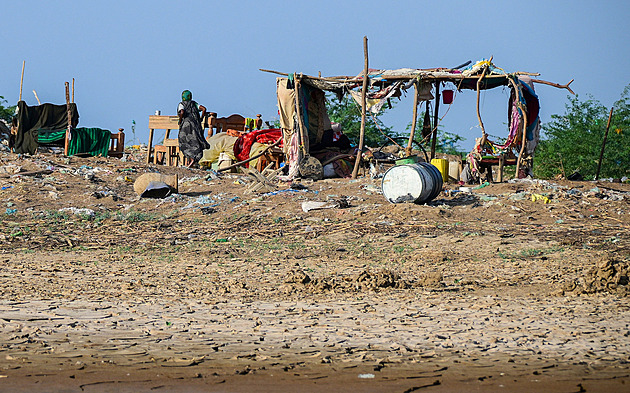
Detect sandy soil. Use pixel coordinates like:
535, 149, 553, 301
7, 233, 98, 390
0, 150, 628, 392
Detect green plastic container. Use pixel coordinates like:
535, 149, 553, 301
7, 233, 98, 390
395, 156, 420, 166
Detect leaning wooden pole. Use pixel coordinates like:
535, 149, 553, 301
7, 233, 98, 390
595, 107, 614, 180
293, 75, 308, 152
514, 106, 528, 179
430, 82, 441, 160
64, 82, 72, 156
406, 81, 419, 156
475, 66, 489, 138
19, 61, 25, 102
352, 36, 369, 179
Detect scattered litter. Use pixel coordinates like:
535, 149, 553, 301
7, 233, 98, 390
369, 162, 384, 179
5, 208, 17, 215
358, 373, 375, 379
566, 189, 582, 196
531, 193, 551, 204
302, 201, 337, 213
473, 181, 490, 190
205, 170, 220, 181
92, 190, 120, 200
290, 183, 308, 190
200, 207, 217, 215
361, 184, 381, 194
508, 192, 528, 201
59, 207, 95, 218
193, 195, 214, 205
0, 165, 21, 175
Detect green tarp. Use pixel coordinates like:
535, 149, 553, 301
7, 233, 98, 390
38, 127, 112, 157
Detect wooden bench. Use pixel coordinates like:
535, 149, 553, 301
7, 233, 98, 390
478, 154, 517, 183
207, 114, 262, 138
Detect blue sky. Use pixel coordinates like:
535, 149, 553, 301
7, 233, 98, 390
2, 0, 628, 150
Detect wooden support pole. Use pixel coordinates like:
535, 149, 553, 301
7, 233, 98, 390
19, 61, 25, 102
293, 76, 308, 150
430, 82, 440, 160
475, 66, 489, 137
406, 81, 419, 157
32, 90, 41, 105
352, 36, 369, 179
514, 104, 528, 179
64, 82, 72, 156
595, 107, 615, 180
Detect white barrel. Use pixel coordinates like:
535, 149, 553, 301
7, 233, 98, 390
381, 163, 443, 204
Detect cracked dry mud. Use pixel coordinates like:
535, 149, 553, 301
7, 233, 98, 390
0, 152, 628, 392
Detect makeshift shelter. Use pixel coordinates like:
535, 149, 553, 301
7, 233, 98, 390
11, 100, 122, 157
263, 58, 573, 182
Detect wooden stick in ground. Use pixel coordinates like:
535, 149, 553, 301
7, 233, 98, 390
19, 61, 25, 102
406, 81, 419, 157
430, 81, 441, 160
64, 82, 72, 156
32, 90, 41, 105
595, 107, 615, 180
352, 36, 369, 179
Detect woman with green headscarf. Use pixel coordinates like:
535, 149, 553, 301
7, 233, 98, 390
177, 90, 209, 167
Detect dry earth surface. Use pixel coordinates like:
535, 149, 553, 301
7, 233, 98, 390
0, 150, 628, 392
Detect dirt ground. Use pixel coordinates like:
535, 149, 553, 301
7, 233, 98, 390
0, 149, 628, 392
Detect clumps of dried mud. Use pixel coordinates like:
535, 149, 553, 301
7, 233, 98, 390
559, 256, 629, 296
282, 269, 444, 294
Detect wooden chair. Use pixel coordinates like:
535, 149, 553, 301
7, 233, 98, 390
154, 138, 183, 166
147, 115, 182, 166
255, 146, 285, 172
108, 128, 125, 158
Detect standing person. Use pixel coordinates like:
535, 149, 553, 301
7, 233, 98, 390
177, 90, 210, 168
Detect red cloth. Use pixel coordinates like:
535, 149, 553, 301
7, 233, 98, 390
233, 128, 282, 165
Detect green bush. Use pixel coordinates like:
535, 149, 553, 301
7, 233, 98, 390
535, 85, 630, 180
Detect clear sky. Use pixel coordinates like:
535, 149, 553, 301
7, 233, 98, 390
2, 0, 628, 150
